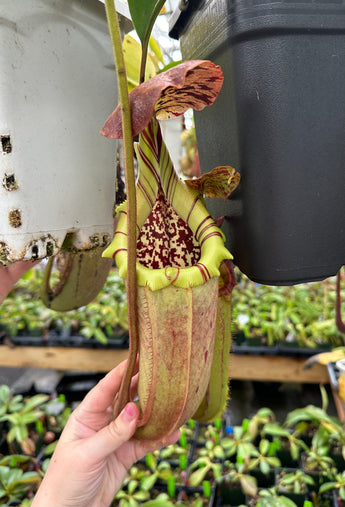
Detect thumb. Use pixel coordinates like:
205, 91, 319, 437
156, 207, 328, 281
89, 402, 140, 460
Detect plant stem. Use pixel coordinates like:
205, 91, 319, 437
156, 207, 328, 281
104, 0, 138, 417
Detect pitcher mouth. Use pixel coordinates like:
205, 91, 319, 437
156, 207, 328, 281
103, 119, 232, 291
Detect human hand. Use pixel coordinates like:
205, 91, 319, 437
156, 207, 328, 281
31, 359, 180, 507
0, 260, 39, 304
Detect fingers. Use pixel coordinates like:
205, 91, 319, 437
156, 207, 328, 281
7, 259, 40, 283
0, 260, 39, 303
88, 402, 140, 461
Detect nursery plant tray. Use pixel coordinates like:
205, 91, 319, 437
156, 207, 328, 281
232, 342, 331, 359
0, 330, 129, 350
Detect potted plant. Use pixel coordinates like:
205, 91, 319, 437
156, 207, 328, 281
319, 471, 345, 507
188, 443, 223, 487
0, 386, 49, 455
0, 1, 133, 313
300, 448, 336, 491
246, 438, 281, 488
221, 419, 257, 462
0, 455, 40, 505
98, 0, 240, 444
245, 486, 301, 507
276, 468, 315, 507
216, 461, 257, 506
263, 423, 308, 468
247, 407, 276, 443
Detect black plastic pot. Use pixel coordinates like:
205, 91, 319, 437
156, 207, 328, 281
170, 0, 345, 285
4, 329, 129, 349
249, 468, 275, 489
216, 480, 245, 506
275, 449, 300, 469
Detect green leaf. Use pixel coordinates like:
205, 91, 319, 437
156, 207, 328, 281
0, 455, 31, 467
23, 394, 49, 412
115, 490, 127, 500
142, 494, 174, 507
128, 479, 138, 495
13, 471, 39, 486
239, 474, 257, 497
94, 327, 108, 345
267, 457, 281, 468
189, 465, 210, 487
123, 35, 157, 91
128, 0, 165, 45
260, 460, 270, 475
0, 385, 11, 404
259, 438, 270, 455
264, 423, 288, 438
141, 473, 157, 492
128, 497, 140, 507
145, 452, 157, 471
133, 490, 150, 501
149, 35, 164, 65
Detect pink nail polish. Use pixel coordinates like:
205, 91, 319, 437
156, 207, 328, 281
122, 403, 136, 421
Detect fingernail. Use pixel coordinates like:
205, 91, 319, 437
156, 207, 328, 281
121, 403, 136, 422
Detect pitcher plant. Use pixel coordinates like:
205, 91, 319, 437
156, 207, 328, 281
101, 36, 240, 442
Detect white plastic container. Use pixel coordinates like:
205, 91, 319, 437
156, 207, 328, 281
0, 0, 127, 263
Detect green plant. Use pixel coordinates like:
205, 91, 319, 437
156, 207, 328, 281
263, 423, 308, 462
302, 448, 336, 476
43, 394, 72, 435
277, 468, 315, 495
247, 438, 281, 475
320, 417, 345, 461
177, 485, 212, 507
219, 461, 258, 497
284, 402, 333, 431
0, 389, 49, 453
221, 419, 257, 460
0, 385, 25, 417
0, 465, 39, 504
158, 441, 188, 461
319, 470, 345, 500
188, 440, 223, 486
113, 478, 151, 507
102, 0, 239, 442
248, 407, 276, 441
197, 420, 223, 445
0, 268, 128, 343
232, 271, 344, 348
250, 487, 299, 506
139, 453, 172, 491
